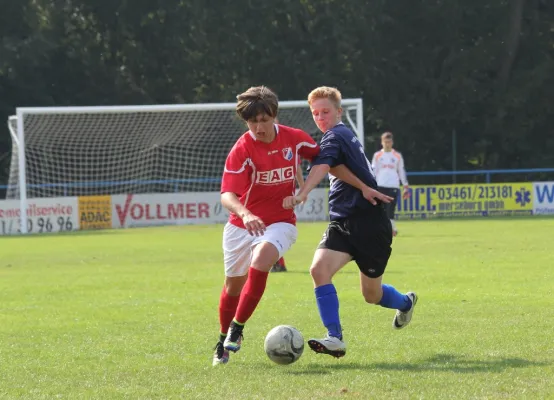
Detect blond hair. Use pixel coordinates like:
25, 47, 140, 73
307, 86, 342, 109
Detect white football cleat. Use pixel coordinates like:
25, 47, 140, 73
393, 292, 418, 329
308, 336, 346, 358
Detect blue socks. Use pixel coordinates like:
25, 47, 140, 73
315, 283, 410, 339
315, 284, 342, 339
379, 284, 412, 311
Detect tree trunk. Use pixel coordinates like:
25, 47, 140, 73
498, 0, 526, 88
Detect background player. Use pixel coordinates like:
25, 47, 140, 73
371, 132, 410, 236
283, 86, 417, 358
214, 86, 320, 366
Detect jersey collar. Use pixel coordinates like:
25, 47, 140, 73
324, 121, 344, 135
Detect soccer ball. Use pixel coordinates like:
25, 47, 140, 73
264, 325, 304, 365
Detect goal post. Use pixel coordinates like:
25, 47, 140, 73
6, 99, 364, 234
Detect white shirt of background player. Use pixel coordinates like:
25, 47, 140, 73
371, 132, 410, 197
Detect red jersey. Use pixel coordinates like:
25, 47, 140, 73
221, 124, 319, 228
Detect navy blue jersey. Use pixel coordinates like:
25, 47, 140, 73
311, 123, 378, 220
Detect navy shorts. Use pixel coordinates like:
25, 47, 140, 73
317, 205, 393, 278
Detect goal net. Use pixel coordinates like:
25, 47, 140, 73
7, 100, 364, 232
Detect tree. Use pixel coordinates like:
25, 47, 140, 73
1, 0, 553, 194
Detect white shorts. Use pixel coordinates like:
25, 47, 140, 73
222, 222, 298, 277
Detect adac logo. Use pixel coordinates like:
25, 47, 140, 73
282, 147, 293, 161
515, 188, 531, 207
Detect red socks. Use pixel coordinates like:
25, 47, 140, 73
234, 267, 269, 324
219, 286, 240, 335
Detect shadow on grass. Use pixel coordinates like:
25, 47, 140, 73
288, 353, 549, 375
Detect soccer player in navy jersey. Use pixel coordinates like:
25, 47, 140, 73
283, 87, 418, 358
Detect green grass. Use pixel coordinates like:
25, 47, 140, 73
1, 218, 553, 399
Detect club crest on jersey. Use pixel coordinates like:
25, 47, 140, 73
282, 147, 293, 161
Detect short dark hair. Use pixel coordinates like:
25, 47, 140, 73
381, 132, 393, 140
236, 86, 279, 121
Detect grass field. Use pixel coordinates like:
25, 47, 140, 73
1, 218, 553, 399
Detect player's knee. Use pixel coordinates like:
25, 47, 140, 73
362, 289, 381, 305
250, 255, 275, 272
310, 263, 331, 285
250, 243, 279, 271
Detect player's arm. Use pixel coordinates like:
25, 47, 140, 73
220, 192, 265, 237
295, 166, 305, 189
220, 192, 252, 220
284, 132, 391, 208
296, 129, 320, 162
291, 163, 331, 205
398, 153, 410, 199
284, 163, 391, 208
285, 130, 339, 208
329, 165, 393, 205
221, 145, 265, 236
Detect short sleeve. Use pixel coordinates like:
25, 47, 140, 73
310, 131, 341, 168
295, 129, 320, 161
221, 142, 252, 195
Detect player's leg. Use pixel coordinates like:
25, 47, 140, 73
214, 275, 247, 366
224, 223, 297, 353
359, 272, 415, 313
354, 210, 417, 329
360, 273, 417, 329
224, 241, 278, 352
213, 223, 253, 365
308, 222, 352, 358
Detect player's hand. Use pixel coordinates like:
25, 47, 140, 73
282, 194, 307, 209
241, 212, 266, 236
403, 185, 411, 199
362, 187, 394, 205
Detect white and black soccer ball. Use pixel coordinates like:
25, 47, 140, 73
264, 325, 304, 365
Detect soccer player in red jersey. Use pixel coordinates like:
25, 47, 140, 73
212, 86, 320, 365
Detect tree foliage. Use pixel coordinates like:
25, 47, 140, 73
1, 0, 553, 190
